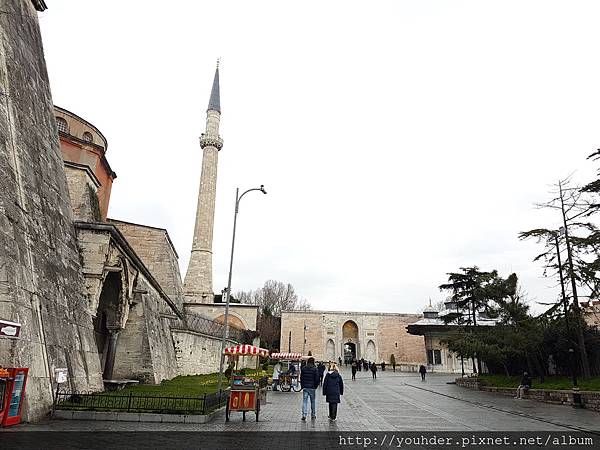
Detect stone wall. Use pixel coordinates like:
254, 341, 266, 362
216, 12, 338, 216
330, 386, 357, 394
0, 0, 103, 422
172, 329, 230, 376
280, 310, 426, 365
110, 220, 184, 313
64, 163, 100, 222
455, 378, 600, 412
75, 224, 180, 384
112, 276, 178, 383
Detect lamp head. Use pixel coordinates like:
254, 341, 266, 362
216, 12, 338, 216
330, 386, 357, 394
260, 184, 267, 194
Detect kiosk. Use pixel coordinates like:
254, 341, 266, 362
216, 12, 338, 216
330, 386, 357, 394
224, 344, 269, 422
0, 367, 28, 427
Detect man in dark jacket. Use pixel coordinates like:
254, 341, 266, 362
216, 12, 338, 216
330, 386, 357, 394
317, 361, 326, 386
371, 361, 377, 379
300, 357, 320, 420
323, 363, 344, 421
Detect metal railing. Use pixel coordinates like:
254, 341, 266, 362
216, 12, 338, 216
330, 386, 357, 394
53, 389, 229, 415
171, 313, 248, 343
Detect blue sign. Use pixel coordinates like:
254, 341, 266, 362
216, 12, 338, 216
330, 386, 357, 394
7, 373, 24, 418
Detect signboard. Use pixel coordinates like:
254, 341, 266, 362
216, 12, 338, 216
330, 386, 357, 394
0, 320, 21, 339
54, 368, 68, 384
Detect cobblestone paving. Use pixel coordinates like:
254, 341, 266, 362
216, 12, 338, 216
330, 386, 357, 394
13, 369, 600, 432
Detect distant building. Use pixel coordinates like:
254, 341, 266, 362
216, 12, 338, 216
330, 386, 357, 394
280, 310, 426, 369
406, 300, 494, 374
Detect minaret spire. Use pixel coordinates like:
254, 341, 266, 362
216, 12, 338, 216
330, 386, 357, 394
208, 60, 220, 113
183, 64, 224, 303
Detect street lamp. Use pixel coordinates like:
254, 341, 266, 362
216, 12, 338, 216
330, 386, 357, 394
303, 322, 308, 355
217, 185, 267, 394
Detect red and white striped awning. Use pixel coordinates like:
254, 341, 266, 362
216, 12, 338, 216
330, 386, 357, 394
270, 352, 303, 360
223, 344, 269, 357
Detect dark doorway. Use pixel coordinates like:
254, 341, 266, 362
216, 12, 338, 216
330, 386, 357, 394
344, 342, 356, 364
93, 271, 122, 379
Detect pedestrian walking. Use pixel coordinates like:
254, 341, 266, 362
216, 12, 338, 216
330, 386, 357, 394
371, 361, 377, 379
363, 360, 368, 372
419, 364, 427, 381
300, 357, 320, 420
338, 356, 342, 366
381, 361, 386, 371
392, 361, 396, 372
318, 361, 326, 386
323, 363, 344, 421
351, 361, 357, 381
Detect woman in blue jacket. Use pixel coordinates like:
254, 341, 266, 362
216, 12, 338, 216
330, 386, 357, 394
322, 363, 344, 421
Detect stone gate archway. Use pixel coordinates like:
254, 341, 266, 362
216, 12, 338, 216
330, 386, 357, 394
342, 320, 359, 363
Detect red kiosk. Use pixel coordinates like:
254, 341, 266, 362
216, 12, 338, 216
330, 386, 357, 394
0, 367, 28, 427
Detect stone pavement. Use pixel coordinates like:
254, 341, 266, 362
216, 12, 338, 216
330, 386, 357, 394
11, 368, 600, 432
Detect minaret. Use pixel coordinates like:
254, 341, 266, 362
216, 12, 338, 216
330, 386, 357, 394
183, 64, 223, 303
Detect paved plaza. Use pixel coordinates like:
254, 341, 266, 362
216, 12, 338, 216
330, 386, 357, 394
12, 369, 600, 433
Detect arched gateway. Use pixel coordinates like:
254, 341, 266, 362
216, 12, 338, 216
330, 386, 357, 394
342, 320, 359, 364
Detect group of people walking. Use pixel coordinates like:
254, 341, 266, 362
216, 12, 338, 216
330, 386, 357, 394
297, 357, 344, 421
348, 358, 397, 380
272, 358, 434, 422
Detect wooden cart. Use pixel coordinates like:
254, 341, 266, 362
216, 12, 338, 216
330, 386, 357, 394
224, 344, 269, 422
270, 352, 305, 392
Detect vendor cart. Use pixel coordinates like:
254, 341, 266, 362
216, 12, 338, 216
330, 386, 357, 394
224, 344, 269, 422
270, 352, 305, 392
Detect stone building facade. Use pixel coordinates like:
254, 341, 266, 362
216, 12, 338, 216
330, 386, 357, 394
0, 0, 104, 421
0, 1, 257, 422
280, 310, 426, 369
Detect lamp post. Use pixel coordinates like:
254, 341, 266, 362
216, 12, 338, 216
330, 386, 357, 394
553, 228, 582, 408
217, 185, 267, 393
303, 322, 307, 355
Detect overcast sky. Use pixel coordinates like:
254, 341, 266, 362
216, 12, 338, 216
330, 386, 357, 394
39, 1, 600, 314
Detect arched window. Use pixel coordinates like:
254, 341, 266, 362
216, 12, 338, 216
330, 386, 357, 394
365, 340, 376, 361
82, 131, 93, 143
326, 339, 335, 361
56, 117, 68, 133
342, 320, 358, 340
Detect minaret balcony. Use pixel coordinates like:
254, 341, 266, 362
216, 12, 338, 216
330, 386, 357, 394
199, 134, 223, 150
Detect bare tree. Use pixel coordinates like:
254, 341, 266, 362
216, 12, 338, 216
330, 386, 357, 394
236, 280, 311, 350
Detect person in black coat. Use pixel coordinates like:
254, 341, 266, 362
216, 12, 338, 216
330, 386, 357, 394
317, 361, 326, 386
370, 361, 377, 379
323, 363, 344, 421
419, 365, 427, 381
351, 361, 357, 381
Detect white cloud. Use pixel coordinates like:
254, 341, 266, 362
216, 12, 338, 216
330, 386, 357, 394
40, 0, 600, 315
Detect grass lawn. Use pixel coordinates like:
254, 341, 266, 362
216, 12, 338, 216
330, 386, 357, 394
56, 368, 272, 414
101, 367, 271, 397
479, 375, 600, 391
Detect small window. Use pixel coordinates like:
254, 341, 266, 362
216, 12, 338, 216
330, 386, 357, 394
82, 132, 93, 143
427, 349, 443, 365
56, 117, 68, 133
